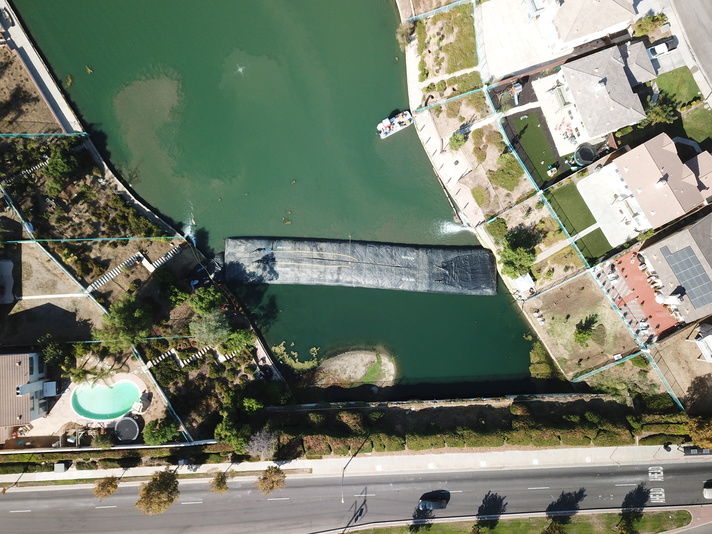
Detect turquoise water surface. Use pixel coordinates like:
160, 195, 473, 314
15, 1, 534, 392
71, 381, 141, 420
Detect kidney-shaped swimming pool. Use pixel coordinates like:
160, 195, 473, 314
71, 380, 141, 420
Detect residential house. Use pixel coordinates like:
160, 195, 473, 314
532, 43, 652, 155
576, 133, 712, 248
552, 0, 636, 50
640, 213, 712, 324
0, 352, 55, 434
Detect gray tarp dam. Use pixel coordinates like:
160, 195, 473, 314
224, 238, 497, 296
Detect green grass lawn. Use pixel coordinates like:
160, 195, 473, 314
512, 112, 557, 185
682, 105, 712, 152
656, 66, 701, 106
544, 183, 595, 235
576, 228, 612, 262
359, 510, 691, 534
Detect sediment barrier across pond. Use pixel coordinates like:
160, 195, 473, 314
225, 237, 497, 296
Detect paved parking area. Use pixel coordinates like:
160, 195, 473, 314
652, 48, 687, 75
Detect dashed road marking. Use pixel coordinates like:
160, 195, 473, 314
95, 505, 117, 509
528, 486, 550, 490
9, 510, 31, 513
268, 497, 290, 501
181, 501, 203, 505
355, 494, 376, 497
615, 483, 637, 487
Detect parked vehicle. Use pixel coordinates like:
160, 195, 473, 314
704, 480, 712, 499
647, 39, 676, 60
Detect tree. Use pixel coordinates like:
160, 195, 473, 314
219, 329, 255, 355
688, 417, 712, 448
210, 470, 234, 493
640, 95, 676, 127
93, 476, 119, 500
189, 285, 224, 315
449, 132, 467, 151
246, 429, 277, 461
573, 315, 598, 348
143, 417, 180, 446
242, 397, 263, 414
256, 466, 286, 495
214, 415, 251, 453
395, 21, 414, 52
38, 334, 73, 372
93, 294, 152, 349
135, 469, 180, 515
189, 310, 231, 346
499, 246, 535, 278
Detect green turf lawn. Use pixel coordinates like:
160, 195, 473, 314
544, 183, 595, 235
359, 510, 691, 533
576, 228, 612, 262
513, 112, 557, 185
656, 66, 701, 106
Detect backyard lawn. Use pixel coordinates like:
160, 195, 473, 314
512, 111, 557, 185
656, 66, 701, 106
544, 182, 595, 236
575, 228, 612, 263
682, 105, 712, 152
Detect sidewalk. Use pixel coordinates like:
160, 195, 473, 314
0, 444, 697, 486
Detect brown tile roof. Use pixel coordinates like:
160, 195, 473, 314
616, 133, 712, 228
0, 353, 30, 428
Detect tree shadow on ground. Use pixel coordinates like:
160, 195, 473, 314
474, 490, 507, 531
683, 373, 712, 415
0, 87, 38, 123
619, 483, 650, 529
409, 507, 433, 532
546, 487, 586, 524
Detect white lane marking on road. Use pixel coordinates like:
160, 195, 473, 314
355, 494, 376, 497
9, 510, 31, 513
615, 483, 637, 487
268, 497, 290, 501
528, 486, 550, 490
95, 505, 117, 509
181, 501, 203, 505
650, 487, 665, 504
450, 490, 463, 493
649, 466, 664, 482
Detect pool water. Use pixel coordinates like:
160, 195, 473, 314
71, 380, 141, 420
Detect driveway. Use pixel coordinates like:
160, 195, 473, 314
652, 48, 686, 75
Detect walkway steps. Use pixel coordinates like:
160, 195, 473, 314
86, 253, 144, 293
150, 245, 182, 271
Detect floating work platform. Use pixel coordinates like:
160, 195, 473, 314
224, 237, 497, 296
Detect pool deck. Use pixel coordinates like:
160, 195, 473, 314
25, 373, 147, 438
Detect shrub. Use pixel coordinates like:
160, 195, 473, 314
337, 411, 365, 434
487, 218, 508, 244
449, 132, 467, 151
499, 246, 536, 278
639, 433, 687, 446
487, 152, 522, 191
633, 12, 668, 37
436, 80, 447, 93
143, 417, 180, 446
593, 429, 632, 446
189, 286, 224, 315
642, 423, 688, 435
505, 429, 532, 446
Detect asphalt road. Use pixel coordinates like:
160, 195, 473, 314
2, 462, 712, 533
671, 0, 712, 89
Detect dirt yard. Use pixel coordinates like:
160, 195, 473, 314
524, 274, 638, 378
0, 46, 60, 134
1, 241, 103, 344
649, 324, 712, 415
310, 350, 396, 388
579, 354, 668, 401
463, 124, 536, 219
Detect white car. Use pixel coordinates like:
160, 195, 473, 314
704, 480, 712, 499
647, 42, 673, 60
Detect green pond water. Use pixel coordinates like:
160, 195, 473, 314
14, 0, 533, 394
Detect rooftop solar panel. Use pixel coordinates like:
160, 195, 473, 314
661, 246, 712, 308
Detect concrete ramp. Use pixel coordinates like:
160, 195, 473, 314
225, 238, 497, 296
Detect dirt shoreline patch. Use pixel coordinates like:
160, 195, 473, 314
311, 350, 396, 388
